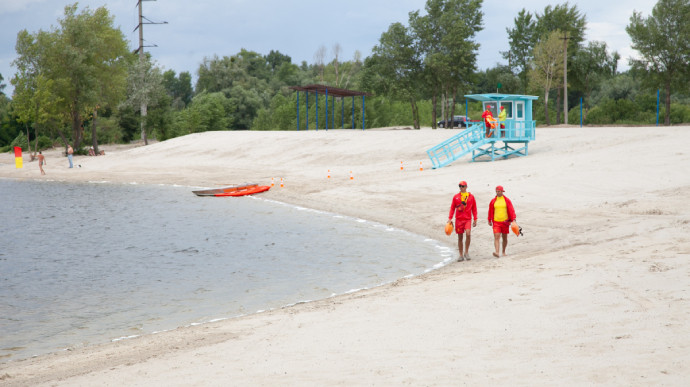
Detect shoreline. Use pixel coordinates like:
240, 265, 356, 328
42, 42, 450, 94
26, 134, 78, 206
1, 127, 689, 385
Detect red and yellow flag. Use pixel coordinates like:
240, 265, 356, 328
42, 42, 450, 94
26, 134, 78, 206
14, 146, 23, 169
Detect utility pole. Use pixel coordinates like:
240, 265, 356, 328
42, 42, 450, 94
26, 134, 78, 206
134, 0, 167, 145
561, 31, 569, 126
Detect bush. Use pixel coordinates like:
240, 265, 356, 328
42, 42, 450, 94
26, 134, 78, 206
9, 132, 29, 151
670, 103, 690, 124
585, 98, 639, 125
35, 135, 53, 150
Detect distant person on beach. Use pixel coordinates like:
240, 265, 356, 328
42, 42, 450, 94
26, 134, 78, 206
448, 180, 477, 261
37, 151, 46, 175
67, 144, 74, 168
488, 185, 516, 258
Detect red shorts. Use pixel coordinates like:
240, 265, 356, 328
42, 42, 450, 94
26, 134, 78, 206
492, 220, 511, 234
455, 219, 472, 234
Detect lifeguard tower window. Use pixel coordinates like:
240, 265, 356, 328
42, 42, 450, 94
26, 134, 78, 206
500, 102, 513, 119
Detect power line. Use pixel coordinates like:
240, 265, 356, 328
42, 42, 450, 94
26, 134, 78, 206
133, 0, 167, 145
133, 0, 168, 57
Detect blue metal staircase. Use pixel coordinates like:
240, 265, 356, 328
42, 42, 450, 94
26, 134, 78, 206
426, 120, 536, 169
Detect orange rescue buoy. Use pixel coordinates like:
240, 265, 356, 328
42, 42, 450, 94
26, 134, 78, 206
445, 222, 453, 236
511, 221, 523, 236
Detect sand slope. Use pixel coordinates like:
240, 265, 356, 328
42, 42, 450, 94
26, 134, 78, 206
1, 126, 689, 386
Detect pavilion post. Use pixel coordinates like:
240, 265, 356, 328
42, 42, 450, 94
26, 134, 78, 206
362, 95, 365, 130
341, 97, 345, 128
332, 96, 335, 130
316, 91, 319, 130
352, 96, 355, 129
296, 91, 300, 130
325, 89, 328, 130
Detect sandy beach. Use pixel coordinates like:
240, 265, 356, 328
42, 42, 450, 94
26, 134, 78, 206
1, 126, 689, 386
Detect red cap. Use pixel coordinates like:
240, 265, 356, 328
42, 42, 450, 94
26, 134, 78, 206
459, 181, 467, 186
496, 185, 504, 192
500, 106, 505, 110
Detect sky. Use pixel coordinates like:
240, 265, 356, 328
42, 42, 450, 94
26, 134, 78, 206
0, 0, 657, 97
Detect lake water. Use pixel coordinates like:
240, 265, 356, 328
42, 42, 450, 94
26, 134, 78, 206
0, 179, 452, 362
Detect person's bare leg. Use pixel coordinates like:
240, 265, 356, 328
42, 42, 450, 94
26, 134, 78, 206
493, 233, 500, 258
501, 234, 508, 256
464, 228, 472, 260
457, 234, 464, 261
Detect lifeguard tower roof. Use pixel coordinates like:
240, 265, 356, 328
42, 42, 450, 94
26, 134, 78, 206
465, 93, 539, 102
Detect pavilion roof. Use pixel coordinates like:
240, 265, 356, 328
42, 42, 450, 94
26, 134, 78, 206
290, 84, 372, 97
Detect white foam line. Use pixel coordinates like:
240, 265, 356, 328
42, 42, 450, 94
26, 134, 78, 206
111, 334, 139, 342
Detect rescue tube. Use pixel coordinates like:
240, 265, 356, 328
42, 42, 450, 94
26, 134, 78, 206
511, 221, 523, 236
445, 222, 453, 236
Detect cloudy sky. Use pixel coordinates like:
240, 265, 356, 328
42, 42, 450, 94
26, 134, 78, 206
1, 0, 656, 96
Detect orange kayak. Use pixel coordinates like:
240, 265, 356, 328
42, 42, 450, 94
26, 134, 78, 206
214, 185, 271, 197
192, 183, 258, 196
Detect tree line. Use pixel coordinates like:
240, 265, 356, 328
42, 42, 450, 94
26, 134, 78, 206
1, 0, 688, 154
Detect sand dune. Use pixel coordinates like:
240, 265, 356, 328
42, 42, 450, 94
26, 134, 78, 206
1, 126, 689, 385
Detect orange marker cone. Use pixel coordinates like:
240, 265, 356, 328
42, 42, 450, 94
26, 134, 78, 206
280, 177, 284, 188
400, 161, 403, 171
271, 177, 274, 187
419, 161, 423, 171
350, 171, 353, 180
327, 169, 331, 179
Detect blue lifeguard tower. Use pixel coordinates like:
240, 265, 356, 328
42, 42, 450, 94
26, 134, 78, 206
426, 93, 539, 168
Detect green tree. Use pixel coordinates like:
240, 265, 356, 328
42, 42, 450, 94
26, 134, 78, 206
570, 41, 619, 118
12, 73, 62, 156
475, 65, 521, 94
266, 50, 292, 73
410, 0, 483, 128
535, 2, 586, 124
0, 93, 21, 148
503, 9, 537, 94
362, 22, 423, 128
11, 3, 129, 150
124, 56, 167, 144
163, 70, 194, 110
529, 31, 564, 125
196, 50, 272, 94
172, 91, 231, 134
626, 0, 690, 125
225, 85, 264, 129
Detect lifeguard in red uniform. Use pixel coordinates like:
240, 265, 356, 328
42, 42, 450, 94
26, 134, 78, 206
482, 105, 497, 137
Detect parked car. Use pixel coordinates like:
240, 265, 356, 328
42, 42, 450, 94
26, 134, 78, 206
437, 115, 470, 128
